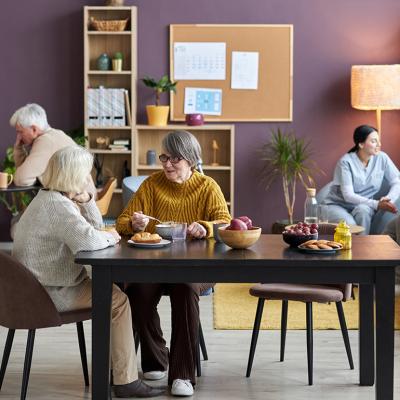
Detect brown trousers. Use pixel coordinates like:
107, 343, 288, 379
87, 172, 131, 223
47, 278, 138, 385
125, 282, 213, 385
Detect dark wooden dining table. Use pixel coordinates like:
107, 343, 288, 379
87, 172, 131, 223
75, 234, 400, 400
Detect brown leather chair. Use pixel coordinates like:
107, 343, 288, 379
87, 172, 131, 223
246, 224, 354, 385
0, 251, 91, 400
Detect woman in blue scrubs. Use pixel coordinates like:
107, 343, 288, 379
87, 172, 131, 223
323, 125, 400, 234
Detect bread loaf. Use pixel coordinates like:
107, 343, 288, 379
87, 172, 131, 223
131, 232, 162, 244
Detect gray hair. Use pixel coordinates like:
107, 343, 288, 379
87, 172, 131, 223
162, 130, 202, 168
9, 103, 49, 130
41, 146, 93, 193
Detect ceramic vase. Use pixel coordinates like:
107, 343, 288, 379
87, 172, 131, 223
97, 53, 111, 71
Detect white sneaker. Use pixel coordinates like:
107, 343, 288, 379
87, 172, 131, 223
143, 370, 166, 380
171, 379, 194, 397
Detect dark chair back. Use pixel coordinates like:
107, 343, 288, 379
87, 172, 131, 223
316, 224, 352, 301
0, 251, 62, 330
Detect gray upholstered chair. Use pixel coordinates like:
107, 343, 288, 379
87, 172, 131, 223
317, 179, 399, 234
0, 251, 91, 400
246, 224, 354, 385
122, 176, 148, 206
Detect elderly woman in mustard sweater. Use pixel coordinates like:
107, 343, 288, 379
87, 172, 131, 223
116, 130, 231, 397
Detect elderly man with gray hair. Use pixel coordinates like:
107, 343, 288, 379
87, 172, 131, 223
9, 103, 96, 196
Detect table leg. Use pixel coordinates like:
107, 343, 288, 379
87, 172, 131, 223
358, 284, 374, 386
375, 268, 395, 400
92, 266, 112, 400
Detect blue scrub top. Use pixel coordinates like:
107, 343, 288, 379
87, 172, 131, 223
324, 151, 399, 210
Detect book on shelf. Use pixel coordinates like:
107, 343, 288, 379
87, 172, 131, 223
87, 86, 127, 127
109, 144, 130, 151
113, 139, 130, 145
124, 90, 132, 126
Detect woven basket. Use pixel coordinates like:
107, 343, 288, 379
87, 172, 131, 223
90, 17, 129, 32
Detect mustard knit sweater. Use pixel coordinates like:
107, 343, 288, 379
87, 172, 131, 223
116, 170, 231, 237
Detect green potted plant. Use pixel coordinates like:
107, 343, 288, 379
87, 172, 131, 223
142, 75, 178, 126
260, 128, 323, 227
0, 147, 33, 237
66, 125, 87, 147
112, 51, 123, 72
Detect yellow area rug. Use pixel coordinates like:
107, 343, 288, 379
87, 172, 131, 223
213, 283, 400, 330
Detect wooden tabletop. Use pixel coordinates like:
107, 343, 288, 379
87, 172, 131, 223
76, 234, 400, 268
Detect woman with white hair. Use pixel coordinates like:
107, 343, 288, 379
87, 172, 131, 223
9, 103, 95, 195
12, 146, 164, 398
117, 130, 231, 397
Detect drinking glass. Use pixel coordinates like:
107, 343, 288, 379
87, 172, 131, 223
213, 223, 229, 243
318, 205, 329, 224
171, 222, 187, 241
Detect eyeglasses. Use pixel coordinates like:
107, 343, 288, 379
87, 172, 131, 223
159, 154, 183, 164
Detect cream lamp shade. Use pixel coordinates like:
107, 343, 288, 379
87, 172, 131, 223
351, 65, 400, 137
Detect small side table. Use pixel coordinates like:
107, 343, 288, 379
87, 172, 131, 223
0, 184, 41, 212
0, 184, 41, 194
0, 185, 41, 239
348, 224, 365, 235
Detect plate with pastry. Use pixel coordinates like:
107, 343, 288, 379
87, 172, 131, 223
298, 239, 343, 254
128, 232, 171, 248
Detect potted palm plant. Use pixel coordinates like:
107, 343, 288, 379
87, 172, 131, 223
260, 128, 323, 227
142, 75, 178, 126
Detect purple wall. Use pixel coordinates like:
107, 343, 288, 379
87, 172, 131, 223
1, 0, 400, 238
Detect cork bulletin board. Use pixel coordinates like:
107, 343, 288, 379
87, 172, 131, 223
170, 24, 293, 122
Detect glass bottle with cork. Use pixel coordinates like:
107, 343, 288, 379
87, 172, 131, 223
304, 188, 318, 225
334, 220, 352, 249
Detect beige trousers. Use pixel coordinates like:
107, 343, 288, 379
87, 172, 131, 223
46, 277, 138, 385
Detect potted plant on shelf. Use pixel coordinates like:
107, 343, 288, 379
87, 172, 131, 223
142, 75, 178, 126
260, 128, 323, 229
112, 52, 123, 72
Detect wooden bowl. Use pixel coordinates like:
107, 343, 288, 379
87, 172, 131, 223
218, 227, 261, 249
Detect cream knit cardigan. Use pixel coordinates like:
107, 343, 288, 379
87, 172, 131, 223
12, 190, 116, 287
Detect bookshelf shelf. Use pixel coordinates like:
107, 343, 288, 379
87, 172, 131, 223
87, 126, 132, 130
88, 70, 132, 75
88, 31, 132, 35
84, 6, 137, 218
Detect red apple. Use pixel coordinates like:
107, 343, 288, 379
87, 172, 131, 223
226, 218, 248, 230
238, 216, 253, 229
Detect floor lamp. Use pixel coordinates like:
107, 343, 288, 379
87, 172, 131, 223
351, 64, 400, 139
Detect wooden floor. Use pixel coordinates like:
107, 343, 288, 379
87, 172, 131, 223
0, 295, 399, 400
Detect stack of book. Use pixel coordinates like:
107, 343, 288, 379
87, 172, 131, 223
87, 87, 131, 127
109, 139, 130, 151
